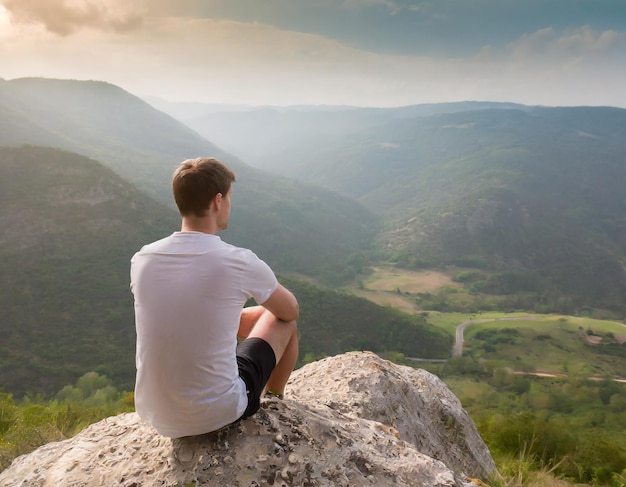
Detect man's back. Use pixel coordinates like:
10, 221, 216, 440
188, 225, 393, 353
131, 231, 278, 437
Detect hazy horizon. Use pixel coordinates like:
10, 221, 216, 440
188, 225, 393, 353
1, 0, 626, 109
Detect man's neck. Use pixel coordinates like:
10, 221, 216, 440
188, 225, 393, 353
181, 216, 218, 235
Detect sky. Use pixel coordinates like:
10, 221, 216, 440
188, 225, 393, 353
1, 0, 626, 108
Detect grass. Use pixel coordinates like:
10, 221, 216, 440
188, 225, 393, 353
349, 287, 421, 314
361, 266, 459, 294
357, 263, 626, 486
348, 264, 626, 381
488, 447, 582, 487
345, 266, 459, 314
463, 316, 626, 379
441, 373, 626, 487
423, 311, 532, 335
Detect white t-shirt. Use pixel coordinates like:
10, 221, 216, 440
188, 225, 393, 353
130, 231, 278, 438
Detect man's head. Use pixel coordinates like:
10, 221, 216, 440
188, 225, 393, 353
172, 157, 236, 218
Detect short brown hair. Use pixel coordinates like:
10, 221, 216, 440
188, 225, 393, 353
172, 157, 236, 217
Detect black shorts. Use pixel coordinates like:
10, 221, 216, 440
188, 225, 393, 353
236, 337, 276, 419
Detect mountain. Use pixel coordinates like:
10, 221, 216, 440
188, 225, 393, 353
177, 102, 626, 313
319, 107, 626, 310
0, 145, 179, 395
0, 77, 216, 192
0, 77, 378, 283
0, 145, 450, 396
154, 99, 525, 173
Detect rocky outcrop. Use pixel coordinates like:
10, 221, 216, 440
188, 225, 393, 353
0, 352, 495, 487
286, 352, 495, 479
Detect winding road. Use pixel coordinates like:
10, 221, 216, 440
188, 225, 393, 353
408, 315, 626, 383
407, 315, 626, 381
452, 316, 536, 357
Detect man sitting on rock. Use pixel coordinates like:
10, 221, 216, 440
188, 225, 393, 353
130, 157, 299, 438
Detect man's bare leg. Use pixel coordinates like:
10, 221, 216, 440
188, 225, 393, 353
265, 329, 298, 395
238, 306, 265, 339
238, 306, 298, 396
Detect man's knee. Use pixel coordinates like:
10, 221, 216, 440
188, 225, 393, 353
282, 318, 297, 333
249, 313, 296, 357
268, 316, 297, 344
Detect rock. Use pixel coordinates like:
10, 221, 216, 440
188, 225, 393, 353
286, 352, 495, 479
0, 352, 495, 487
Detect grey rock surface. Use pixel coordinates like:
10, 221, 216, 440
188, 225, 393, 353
286, 351, 496, 479
0, 352, 495, 487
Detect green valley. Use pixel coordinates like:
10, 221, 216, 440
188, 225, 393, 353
0, 145, 450, 397
180, 102, 626, 316
2, 77, 626, 485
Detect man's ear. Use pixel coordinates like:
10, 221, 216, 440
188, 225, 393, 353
212, 192, 223, 211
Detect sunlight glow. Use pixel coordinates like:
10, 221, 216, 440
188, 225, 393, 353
0, 5, 14, 42
0, 5, 9, 25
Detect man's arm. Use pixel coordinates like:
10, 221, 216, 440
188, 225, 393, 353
261, 284, 299, 322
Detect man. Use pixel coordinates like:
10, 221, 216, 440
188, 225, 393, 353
130, 157, 299, 438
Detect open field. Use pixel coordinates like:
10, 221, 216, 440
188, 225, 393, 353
425, 311, 532, 335
362, 267, 459, 293
346, 266, 459, 313
462, 315, 626, 379
403, 309, 626, 379
464, 315, 626, 342
349, 288, 421, 314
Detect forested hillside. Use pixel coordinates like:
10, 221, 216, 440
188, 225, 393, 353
0, 146, 178, 395
178, 103, 626, 314
0, 78, 378, 284
282, 277, 451, 361
0, 145, 451, 396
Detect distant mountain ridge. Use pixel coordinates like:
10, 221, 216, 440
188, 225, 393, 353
0, 78, 238, 202
0, 77, 378, 283
172, 100, 626, 313
156, 99, 527, 173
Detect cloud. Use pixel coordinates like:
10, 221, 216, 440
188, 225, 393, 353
468, 26, 626, 107
0, 0, 143, 35
340, 0, 432, 15
475, 25, 626, 72
341, 0, 402, 10
1, 11, 625, 108
554, 26, 623, 54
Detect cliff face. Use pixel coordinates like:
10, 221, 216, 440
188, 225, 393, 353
0, 352, 495, 487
